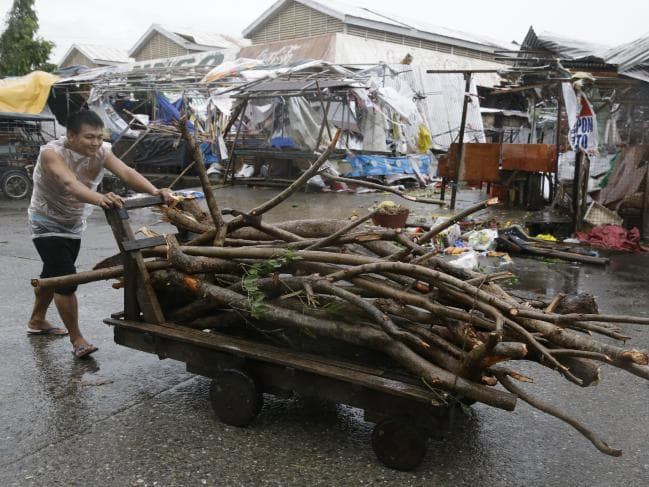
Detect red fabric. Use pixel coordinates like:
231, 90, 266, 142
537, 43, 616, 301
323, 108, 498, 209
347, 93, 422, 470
577, 225, 649, 252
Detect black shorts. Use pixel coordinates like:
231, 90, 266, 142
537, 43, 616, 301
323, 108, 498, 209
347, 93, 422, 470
33, 237, 81, 295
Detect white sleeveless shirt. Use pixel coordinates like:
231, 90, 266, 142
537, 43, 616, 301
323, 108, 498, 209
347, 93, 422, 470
28, 137, 112, 238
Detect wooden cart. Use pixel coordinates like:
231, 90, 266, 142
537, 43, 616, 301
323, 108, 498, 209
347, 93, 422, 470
103, 196, 455, 471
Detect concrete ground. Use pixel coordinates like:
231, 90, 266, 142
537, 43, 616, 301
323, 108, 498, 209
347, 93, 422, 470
1, 186, 648, 486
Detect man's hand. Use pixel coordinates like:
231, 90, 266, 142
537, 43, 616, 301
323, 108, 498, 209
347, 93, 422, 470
155, 188, 175, 205
97, 192, 124, 209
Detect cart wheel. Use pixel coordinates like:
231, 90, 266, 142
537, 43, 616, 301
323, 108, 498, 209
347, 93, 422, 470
371, 417, 427, 471
2, 170, 31, 200
209, 369, 263, 427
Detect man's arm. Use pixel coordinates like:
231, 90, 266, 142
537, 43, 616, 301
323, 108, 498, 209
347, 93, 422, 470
104, 152, 173, 203
41, 150, 123, 208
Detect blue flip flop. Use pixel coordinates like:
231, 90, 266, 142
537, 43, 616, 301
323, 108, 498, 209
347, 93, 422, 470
27, 327, 68, 336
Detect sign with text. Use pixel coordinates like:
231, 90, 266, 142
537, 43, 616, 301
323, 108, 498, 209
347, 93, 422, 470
571, 93, 597, 153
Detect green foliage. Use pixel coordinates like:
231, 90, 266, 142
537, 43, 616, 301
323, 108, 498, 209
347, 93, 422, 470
241, 250, 301, 319
501, 276, 520, 288
0, 0, 54, 76
320, 300, 365, 323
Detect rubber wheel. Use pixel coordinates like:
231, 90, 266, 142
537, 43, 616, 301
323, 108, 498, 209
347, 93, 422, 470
209, 369, 263, 427
371, 417, 427, 471
2, 170, 31, 200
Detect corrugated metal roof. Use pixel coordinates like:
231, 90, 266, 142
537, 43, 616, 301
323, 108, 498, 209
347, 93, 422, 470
60, 44, 132, 66
312, 0, 509, 49
521, 28, 610, 60
522, 27, 649, 82
603, 34, 649, 72
244, 0, 508, 53
129, 24, 250, 57
75, 44, 132, 63
619, 67, 649, 83
165, 26, 250, 49
245, 78, 355, 92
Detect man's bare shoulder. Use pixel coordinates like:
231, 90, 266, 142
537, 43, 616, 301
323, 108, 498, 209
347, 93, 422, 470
39, 147, 67, 171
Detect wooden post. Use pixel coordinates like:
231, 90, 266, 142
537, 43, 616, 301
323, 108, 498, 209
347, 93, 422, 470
572, 150, 590, 234
224, 98, 249, 184
642, 165, 649, 240
572, 151, 583, 234
580, 155, 590, 229
450, 72, 472, 210
314, 81, 332, 151
552, 85, 563, 203
314, 99, 331, 152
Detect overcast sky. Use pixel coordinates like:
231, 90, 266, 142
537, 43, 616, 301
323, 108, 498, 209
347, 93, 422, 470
1, 0, 647, 63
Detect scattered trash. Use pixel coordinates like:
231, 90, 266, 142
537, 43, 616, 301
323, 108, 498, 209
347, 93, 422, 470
448, 250, 479, 270
174, 190, 204, 199
534, 233, 558, 242
444, 246, 469, 255
432, 217, 461, 247
465, 228, 498, 251
583, 201, 623, 227
498, 225, 610, 265
235, 163, 255, 178
486, 251, 508, 258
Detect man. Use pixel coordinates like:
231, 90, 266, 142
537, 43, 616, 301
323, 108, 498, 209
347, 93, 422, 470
27, 110, 173, 358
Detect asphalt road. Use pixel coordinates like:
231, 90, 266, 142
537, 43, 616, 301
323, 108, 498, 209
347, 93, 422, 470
1, 188, 648, 486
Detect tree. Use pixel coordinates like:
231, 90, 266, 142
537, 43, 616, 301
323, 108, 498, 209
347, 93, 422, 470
0, 0, 55, 76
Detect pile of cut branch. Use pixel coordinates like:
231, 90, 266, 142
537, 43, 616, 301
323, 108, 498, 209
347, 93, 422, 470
33, 128, 649, 457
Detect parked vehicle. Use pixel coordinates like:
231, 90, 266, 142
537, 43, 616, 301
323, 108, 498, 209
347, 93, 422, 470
0, 112, 56, 199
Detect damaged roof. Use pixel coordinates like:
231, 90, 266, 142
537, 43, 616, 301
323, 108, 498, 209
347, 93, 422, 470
604, 36, 649, 72
522, 26, 649, 83
129, 24, 250, 58
521, 27, 610, 60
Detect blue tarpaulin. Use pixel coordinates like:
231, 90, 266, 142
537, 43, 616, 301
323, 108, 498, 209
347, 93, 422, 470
200, 142, 219, 164
342, 154, 432, 178
155, 93, 194, 130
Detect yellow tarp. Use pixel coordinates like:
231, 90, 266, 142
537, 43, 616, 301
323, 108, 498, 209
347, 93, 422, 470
0, 71, 59, 114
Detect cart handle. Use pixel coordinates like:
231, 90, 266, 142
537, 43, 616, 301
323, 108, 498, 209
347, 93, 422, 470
122, 194, 164, 210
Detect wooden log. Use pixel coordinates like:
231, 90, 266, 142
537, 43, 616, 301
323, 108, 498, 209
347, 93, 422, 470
191, 219, 351, 246
304, 211, 377, 251
150, 269, 518, 411
179, 117, 227, 246
320, 173, 445, 205
485, 283, 649, 372
158, 207, 214, 234
516, 241, 609, 265
496, 372, 621, 457
32, 260, 171, 289
510, 308, 649, 327
247, 129, 341, 217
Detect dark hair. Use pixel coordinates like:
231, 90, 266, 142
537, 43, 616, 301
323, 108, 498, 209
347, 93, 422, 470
66, 110, 104, 134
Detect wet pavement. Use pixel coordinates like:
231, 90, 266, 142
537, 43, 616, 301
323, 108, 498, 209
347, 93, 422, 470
1, 187, 648, 486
